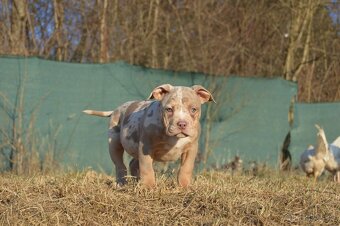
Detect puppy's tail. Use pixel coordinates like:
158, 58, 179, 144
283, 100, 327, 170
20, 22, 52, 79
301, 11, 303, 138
83, 110, 113, 117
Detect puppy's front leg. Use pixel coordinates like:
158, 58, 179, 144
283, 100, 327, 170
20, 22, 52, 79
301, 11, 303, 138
178, 142, 198, 188
138, 142, 156, 188
336, 171, 340, 183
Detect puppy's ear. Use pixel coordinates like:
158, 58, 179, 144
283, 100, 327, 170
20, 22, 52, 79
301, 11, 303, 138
148, 84, 174, 100
192, 85, 216, 104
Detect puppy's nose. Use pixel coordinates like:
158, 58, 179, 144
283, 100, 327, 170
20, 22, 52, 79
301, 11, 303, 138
177, 121, 187, 130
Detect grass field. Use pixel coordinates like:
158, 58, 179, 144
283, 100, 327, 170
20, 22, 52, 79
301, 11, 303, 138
1, 170, 339, 225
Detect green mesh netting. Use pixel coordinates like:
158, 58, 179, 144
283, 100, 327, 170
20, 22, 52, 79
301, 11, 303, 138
0, 57, 298, 171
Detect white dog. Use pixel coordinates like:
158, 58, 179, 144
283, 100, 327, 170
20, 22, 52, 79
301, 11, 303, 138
300, 125, 329, 182
324, 136, 340, 183
300, 125, 340, 183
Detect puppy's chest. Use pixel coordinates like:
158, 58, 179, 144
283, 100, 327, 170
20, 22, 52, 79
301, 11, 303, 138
151, 137, 192, 162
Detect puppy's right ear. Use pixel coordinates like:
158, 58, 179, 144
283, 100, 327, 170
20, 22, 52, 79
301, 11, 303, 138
148, 84, 173, 100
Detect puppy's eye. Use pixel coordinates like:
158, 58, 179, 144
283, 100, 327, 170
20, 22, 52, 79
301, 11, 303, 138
191, 107, 197, 113
165, 107, 173, 113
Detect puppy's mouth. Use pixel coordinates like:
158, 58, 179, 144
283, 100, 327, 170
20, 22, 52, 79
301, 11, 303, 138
166, 128, 190, 138
175, 132, 189, 138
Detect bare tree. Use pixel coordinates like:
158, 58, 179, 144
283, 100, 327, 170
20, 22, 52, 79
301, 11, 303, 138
53, 0, 65, 61
0, 61, 61, 174
99, 0, 108, 63
282, 0, 321, 82
0, 0, 339, 102
9, 0, 28, 55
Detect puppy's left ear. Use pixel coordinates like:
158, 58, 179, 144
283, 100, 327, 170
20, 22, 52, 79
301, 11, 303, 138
148, 84, 174, 101
192, 85, 216, 104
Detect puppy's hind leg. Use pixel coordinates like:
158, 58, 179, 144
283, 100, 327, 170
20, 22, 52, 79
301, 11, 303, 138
108, 127, 127, 186
129, 158, 140, 181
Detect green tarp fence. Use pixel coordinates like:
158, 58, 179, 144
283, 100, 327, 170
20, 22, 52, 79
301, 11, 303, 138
0, 57, 307, 172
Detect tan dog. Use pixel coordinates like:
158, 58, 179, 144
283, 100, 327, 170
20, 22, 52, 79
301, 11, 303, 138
83, 84, 215, 187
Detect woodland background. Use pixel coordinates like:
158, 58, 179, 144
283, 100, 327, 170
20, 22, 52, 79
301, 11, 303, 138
0, 0, 339, 102
1, 4, 340, 224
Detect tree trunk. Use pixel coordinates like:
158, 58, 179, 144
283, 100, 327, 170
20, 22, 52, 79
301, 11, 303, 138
53, 0, 64, 61
151, 0, 160, 68
10, 62, 27, 174
293, 1, 315, 81
10, 0, 28, 55
99, 0, 108, 63
283, 0, 319, 81
202, 103, 212, 169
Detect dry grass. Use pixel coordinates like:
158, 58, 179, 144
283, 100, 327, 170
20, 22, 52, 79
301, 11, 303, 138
1, 170, 340, 225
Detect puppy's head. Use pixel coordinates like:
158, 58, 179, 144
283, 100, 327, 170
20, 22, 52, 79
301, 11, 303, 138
148, 84, 215, 138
